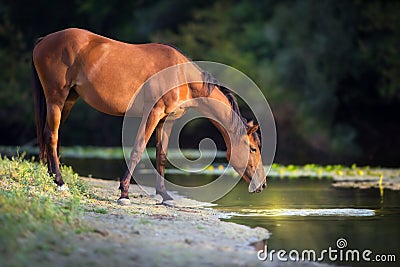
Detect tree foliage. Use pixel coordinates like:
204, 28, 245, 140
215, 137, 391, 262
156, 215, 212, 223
0, 0, 399, 165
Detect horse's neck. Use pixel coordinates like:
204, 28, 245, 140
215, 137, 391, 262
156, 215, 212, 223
208, 118, 232, 159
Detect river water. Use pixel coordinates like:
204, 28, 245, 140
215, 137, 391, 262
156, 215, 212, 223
64, 158, 399, 267
216, 178, 399, 266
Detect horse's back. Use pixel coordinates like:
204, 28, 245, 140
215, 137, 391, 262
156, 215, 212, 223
32, 28, 194, 116
34, 27, 183, 68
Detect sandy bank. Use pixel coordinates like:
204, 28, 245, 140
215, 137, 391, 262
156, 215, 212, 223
47, 178, 335, 267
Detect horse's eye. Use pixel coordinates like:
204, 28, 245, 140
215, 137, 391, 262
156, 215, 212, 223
250, 147, 257, 153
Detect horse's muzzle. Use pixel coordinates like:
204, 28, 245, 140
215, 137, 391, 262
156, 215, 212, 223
254, 181, 267, 193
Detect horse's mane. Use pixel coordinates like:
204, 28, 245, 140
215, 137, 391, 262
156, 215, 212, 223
202, 70, 261, 146
201, 71, 246, 123
165, 43, 260, 145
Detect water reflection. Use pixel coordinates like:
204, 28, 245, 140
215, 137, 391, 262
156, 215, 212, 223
237, 208, 375, 216
216, 178, 400, 267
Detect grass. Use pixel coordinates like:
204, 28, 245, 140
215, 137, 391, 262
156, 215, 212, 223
268, 163, 399, 179
0, 155, 89, 266
87, 207, 109, 214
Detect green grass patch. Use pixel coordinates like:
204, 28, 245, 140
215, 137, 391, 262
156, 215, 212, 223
88, 207, 109, 214
269, 163, 400, 179
0, 155, 89, 266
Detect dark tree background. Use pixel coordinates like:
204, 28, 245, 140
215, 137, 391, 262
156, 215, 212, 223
1, 0, 399, 166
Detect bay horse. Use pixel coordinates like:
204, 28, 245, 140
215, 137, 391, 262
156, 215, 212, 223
32, 28, 266, 205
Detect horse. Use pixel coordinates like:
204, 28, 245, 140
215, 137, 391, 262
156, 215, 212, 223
32, 28, 266, 205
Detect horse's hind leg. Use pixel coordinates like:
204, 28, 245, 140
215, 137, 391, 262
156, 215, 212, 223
54, 89, 79, 162
61, 88, 79, 124
155, 120, 173, 202
44, 103, 65, 189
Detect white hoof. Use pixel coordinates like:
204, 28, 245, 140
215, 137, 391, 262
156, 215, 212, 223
117, 198, 131, 206
58, 184, 69, 191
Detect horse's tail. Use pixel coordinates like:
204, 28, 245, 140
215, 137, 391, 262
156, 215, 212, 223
32, 39, 47, 161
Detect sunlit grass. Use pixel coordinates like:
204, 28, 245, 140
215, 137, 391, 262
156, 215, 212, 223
0, 155, 89, 266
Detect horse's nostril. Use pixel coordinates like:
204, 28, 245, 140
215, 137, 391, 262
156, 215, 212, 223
262, 183, 266, 189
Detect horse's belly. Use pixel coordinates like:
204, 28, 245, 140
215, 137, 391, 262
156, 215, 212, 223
75, 83, 144, 117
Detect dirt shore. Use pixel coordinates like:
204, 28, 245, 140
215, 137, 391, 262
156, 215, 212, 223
43, 177, 333, 267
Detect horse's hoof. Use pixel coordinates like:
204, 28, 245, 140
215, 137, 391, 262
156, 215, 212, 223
117, 198, 131, 206
58, 184, 68, 191
158, 192, 173, 202
162, 200, 177, 207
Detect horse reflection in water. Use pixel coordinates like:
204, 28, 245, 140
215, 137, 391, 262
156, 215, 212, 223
32, 28, 266, 204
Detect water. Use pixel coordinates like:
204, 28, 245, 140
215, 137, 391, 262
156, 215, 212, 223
63, 158, 127, 180
63, 158, 400, 266
215, 178, 400, 267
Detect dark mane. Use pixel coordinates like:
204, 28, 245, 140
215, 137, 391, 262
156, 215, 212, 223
201, 71, 246, 120
165, 43, 261, 145
164, 44, 219, 97
201, 70, 261, 146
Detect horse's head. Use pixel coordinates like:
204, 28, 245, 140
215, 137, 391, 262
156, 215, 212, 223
228, 120, 266, 193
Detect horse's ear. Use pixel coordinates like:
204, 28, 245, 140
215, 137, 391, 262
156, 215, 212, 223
247, 124, 259, 135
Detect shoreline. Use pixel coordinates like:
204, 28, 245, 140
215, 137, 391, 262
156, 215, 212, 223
68, 177, 334, 267
77, 177, 270, 267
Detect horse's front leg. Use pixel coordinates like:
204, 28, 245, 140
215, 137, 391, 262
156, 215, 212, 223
118, 107, 164, 205
155, 120, 174, 202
